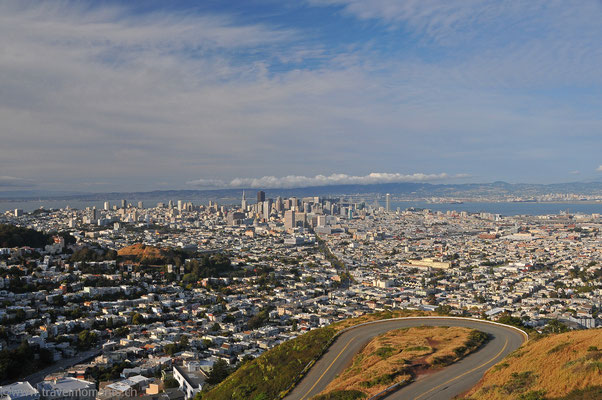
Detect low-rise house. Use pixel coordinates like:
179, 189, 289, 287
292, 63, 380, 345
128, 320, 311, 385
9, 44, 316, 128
36, 377, 96, 400
0, 382, 40, 400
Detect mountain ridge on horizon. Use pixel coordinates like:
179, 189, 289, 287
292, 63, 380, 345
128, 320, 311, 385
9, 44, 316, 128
2, 180, 602, 201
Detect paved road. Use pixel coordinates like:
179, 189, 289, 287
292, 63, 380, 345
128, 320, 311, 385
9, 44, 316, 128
284, 317, 527, 400
22, 347, 102, 386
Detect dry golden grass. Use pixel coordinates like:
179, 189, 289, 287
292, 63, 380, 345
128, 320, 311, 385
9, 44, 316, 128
117, 243, 164, 261
464, 329, 602, 399
330, 310, 434, 332
207, 310, 443, 400
319, 326, 478, 398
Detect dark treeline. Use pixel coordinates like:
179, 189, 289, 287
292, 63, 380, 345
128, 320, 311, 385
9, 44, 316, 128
0, 224, 52, 248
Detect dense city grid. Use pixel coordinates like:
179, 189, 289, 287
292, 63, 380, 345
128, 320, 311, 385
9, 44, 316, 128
0, 194, 600, 399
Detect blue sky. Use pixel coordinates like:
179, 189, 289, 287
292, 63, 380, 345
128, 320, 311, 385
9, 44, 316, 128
1, 0, 601, 191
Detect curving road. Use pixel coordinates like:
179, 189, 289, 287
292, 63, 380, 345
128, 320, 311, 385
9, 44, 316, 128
284, 317, 527, 400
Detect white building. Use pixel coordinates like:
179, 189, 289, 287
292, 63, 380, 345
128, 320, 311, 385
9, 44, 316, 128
173, 363, 207, 400
37, 378, 96, 400
0, 382, 40, 400
373, 279, 393, 289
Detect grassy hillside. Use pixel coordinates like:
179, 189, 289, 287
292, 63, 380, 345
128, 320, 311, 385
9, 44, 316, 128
201, 326, 336, 400
202, 310, 433, 400
117, 243, 166, 262
463, 329, 602, 400
321, 326, 488, 398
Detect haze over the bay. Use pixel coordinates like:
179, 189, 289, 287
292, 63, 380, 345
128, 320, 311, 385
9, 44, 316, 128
1, 0, 602, 192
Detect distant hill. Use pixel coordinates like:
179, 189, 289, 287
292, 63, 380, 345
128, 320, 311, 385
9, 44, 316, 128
117, 243, 166, 263
464, 329, 602, 399
3, 180, 602, 203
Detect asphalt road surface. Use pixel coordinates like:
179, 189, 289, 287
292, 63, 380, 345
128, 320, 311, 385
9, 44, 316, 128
284, 317, 527, 400
23, 347, 102, 386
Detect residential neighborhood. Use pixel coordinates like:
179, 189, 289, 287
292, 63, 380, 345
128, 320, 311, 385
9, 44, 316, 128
1, 193, 601, 399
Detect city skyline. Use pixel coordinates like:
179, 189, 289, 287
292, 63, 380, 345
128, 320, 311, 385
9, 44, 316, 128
1, 0, 602, 192
1, 186, 600, 398
1, 3, 601, 395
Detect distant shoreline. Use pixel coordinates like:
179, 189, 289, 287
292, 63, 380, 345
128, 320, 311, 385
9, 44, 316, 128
2, 198, 601, 216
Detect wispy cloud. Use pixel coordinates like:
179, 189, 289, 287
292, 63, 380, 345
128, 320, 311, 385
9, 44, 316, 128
187, 172, 467, 189
0, 176, 35, 188
0, 1, 601, 190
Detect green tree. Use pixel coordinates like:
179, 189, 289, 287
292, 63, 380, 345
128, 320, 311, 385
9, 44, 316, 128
543, 319, 569, 334
206, 359, 231, 385
132, 312, 143, 325
435, 305, 452, 315
497, 313, 525, 329
77, 330, 97, 350
163, 377, 179, 389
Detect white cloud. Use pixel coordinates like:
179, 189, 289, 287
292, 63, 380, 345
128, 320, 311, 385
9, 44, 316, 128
0, 1, 601, 190
0, 176, 35, 187
308, 1, 602, 46
185, 178, 228, 187
310, 0, 500, 42
187, 172, 466, 189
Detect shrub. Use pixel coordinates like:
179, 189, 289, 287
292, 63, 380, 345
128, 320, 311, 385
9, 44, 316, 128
547, 342, 570, 354
501, 371, 537, 395
202, 327, 336, 400
375, 346, 395, 359
312, 390, 367, 400
405, 346, 430, 352
518, 390, 547, 400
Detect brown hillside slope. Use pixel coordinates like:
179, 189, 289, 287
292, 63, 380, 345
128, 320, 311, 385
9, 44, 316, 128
463, 329, 602, 399
117, 243, 164, 262
321, 326, 485, 398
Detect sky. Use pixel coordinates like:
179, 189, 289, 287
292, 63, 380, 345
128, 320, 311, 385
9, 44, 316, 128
1, 0, 602, 192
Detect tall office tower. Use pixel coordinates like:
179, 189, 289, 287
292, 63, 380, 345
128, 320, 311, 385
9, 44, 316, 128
241, 190, 247, 210
91, 207, 97, 221
177, 200, 183, 211
284, 210, 296, 230
138, 201, 144, 209
104, 201, 110, 211
317, 215, 326, 227
275, 196, 283, 212
385, 193, 391, 212
263, 199, 272, 218
257, 190, 265, 203
121, 199, 126, 208
168, 200, 174, 209
290, 197, 298, 211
